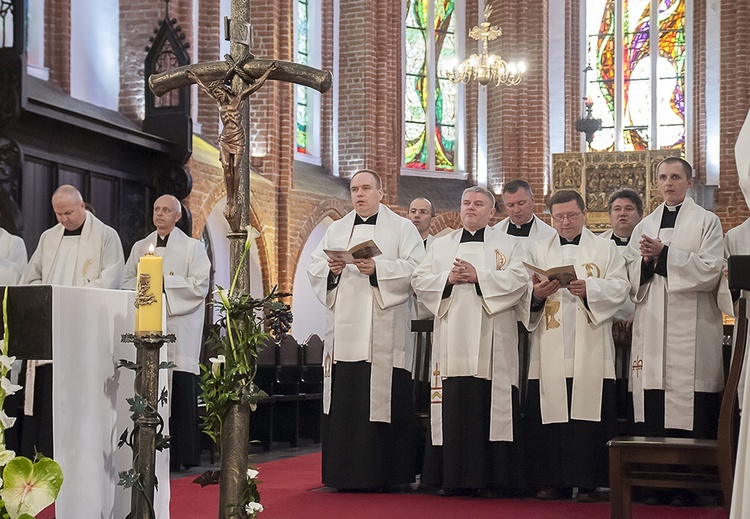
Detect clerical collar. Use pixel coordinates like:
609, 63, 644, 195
611, 233, 629, 247
559, 233, 581, 246
460, 227, 485, 243
354, 213, 378, 226
423, 238, 429, 248
660, 203, 682, 229
156, 233, 170, 248
507, 217, 534, 237
63, 222, 84, 236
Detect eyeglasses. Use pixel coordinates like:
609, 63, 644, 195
551, 211, 583, 223
409, 209, 431, 215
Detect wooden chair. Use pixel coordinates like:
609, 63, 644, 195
608, 297, 748, 519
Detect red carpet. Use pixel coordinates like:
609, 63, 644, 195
28, 453, 727, 517
170, 452, 726, 518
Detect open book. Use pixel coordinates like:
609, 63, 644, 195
523, 262, 578, 287
324, 239, 383, 264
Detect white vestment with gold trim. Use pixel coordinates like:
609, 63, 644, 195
411, 227, 530, 443
527, 228, 628, 424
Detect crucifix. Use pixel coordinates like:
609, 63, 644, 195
148, 7, 331, 519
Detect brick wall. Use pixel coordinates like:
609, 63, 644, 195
564, 0, 582, 152
714, 0, 750, 230
486, 0, 550, 214
197, 0, 221, 144
44, 0, 71, 92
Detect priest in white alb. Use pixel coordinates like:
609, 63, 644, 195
19, 184, 124, 458
494, 179, 556, 246
412, 186, 530, 496
123, 194, 211, 470
525, 189, 628, 502
22, 184, 124, 288
730, 107, 750, 519
308, 169, 425, 491
623, 157, 730, 447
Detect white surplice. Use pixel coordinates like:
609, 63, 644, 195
599, 229, 636, 320
527, 228, 629, 424
22, 211, 124, 289
123, 228, 211, 375
412, 234, 435, 320
0, 227, 28, 285
624, 197, 731, 431
493, 215, 557, 252
308, 204, 425, 423
411, 227, 530, 443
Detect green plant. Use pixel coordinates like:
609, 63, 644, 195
0, 289, 63, 519
198, 226, 292, 518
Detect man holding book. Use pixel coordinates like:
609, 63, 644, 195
412, 186, 530, 496
524, 189, 629, 502
308, 169, 425, 491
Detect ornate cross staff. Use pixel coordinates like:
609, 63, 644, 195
149, 10, 331, 519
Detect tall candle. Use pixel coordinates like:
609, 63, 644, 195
135, 244, 163, 335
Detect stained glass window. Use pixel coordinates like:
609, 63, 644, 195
296, 0, 309, 154
586, 0, 686, 151
404, 0, 458, 172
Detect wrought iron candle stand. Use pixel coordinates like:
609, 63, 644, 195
120, 332, 176, 519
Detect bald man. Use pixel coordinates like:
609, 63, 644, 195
22, 184, 124, 288
123, 195, 211, 470
19, 184, 124, 458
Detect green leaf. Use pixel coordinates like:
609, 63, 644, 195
0, 456, 63, 519
117, 359, 139, 371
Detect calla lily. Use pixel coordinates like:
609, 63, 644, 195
216, 289, 231, 310
245, 501, 263, 515
0, 449, 16, 466
244, 226, 261, 251
209, 355, 226, 377
0, 411, 16, 430
246, 468, 259, 480
1, 377, 22, 397
0, 456, 63, 519
0, 354, 15, 371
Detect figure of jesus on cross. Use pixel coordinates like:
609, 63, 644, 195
186, 60, 278, 229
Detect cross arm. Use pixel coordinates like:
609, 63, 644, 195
148, 58, 332, 97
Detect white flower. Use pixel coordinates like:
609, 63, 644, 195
216, 289, 231, 310
0, 378, 22, 396
0, 411, 16, 430
0, 449, 14, 466
209, 355, 226, 377
246, 468, 259, 480
244, 226, 261, 251
0, 355, 15, 371
245, 501, 263, 514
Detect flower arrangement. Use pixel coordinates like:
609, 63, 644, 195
0, 290, 63, 519
198, 226, 292, 518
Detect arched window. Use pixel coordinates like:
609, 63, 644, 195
403, 0, 460, 175
295, 0, 322, 163
585, 0, 686, 151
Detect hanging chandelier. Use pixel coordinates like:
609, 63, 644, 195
447, 5, 525, 87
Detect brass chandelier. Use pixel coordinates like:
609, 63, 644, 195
448, 5, 525, 87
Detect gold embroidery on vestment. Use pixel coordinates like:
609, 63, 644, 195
582, 262, 601, 278
494, 249, 506, 270
544, 299, 561, 330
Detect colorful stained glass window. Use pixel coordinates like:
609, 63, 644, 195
586, 0, 685, 151
296, 0, 309, 154
405, 0, 457, 172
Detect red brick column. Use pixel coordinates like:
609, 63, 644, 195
45, 0, 71, 93
486, 0, 550, 206
715, 0, 750, 230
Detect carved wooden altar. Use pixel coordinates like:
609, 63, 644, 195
551, 150, 681, 231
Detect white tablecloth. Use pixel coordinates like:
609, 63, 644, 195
50, 286, 170, 519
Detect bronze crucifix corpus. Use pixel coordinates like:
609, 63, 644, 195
149, 54, 332, 231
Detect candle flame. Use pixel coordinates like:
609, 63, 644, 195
147, 243, 155, 255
